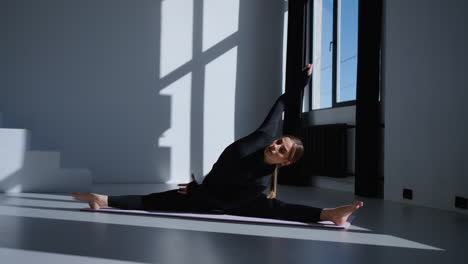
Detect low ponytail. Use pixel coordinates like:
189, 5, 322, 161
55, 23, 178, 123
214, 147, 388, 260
266, 165, 279, 199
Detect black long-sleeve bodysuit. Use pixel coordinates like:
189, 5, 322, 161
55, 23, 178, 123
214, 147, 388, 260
109, 73, 323, 223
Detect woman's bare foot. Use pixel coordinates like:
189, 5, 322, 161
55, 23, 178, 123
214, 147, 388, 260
320, 200, 364, 226
70, 192, 108, 210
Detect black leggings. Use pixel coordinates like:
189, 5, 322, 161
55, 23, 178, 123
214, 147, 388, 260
108, 189, 323, 223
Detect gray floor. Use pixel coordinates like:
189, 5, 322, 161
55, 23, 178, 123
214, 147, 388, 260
0, 184, 467, 264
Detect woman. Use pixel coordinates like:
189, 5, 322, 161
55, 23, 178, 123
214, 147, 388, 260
71, 64, 363, 226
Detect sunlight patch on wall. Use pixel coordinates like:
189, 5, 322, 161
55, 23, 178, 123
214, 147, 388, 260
202, 0, 239, 51
159, 73, 192, 183
0, 129, 28, 192
160, 0, 193, 78
203, 47, 237, 175
6, 185, 22, 193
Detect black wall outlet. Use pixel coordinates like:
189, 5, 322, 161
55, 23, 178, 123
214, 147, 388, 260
455, 196, 467, 209
403, 188, 413, 200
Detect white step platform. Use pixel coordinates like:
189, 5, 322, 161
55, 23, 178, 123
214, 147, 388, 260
0, 168, 92, 193
0, 128, 92, 193
0, 128, 31, 186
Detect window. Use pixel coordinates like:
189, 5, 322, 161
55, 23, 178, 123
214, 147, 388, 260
304, 0, 359, 111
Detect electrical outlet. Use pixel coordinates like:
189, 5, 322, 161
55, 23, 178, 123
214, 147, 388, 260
403, 188, 413, 200
455, 196, 467, 209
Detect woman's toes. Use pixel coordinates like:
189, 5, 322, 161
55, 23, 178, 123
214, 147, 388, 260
352, 201, 364, 210
70, 192, 84, 201
88, 202, 100, 210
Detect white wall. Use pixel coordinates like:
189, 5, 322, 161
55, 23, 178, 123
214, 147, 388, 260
3, 0, 285, 183
383, 0, 468, 213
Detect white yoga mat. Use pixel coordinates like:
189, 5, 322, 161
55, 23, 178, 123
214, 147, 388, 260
81, 207, 353, 229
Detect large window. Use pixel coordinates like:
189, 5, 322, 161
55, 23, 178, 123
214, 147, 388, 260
305, 0, 359, 111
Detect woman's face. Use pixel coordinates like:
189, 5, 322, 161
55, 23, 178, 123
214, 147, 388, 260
264, 136, 294, 166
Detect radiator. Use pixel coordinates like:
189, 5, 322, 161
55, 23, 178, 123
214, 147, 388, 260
297, 123, 351, 178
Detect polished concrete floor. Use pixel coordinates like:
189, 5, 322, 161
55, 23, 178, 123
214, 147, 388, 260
0, 184, 467, 264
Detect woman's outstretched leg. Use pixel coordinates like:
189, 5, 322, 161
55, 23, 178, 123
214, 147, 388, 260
71, 192, 155, 210
320, 200, 364, 226
228, 195, 364, 226
70, 192, 109, 210
71, 189, 206, 212
227, 196, 323, 223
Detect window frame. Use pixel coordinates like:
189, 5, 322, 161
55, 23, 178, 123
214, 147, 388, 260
304, 0, 357, 112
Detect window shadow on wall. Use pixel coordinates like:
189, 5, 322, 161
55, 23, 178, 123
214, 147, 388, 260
2, 0, 287, 191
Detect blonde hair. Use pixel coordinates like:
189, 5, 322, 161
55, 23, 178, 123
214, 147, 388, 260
266, 136, 304, 199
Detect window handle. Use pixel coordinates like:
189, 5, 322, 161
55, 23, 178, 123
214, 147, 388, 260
329, 41, 334, 52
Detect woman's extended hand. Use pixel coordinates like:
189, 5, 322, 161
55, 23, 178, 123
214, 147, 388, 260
303, 63, 313, 76
298, 64, 313, 91
177, 173, 198, 195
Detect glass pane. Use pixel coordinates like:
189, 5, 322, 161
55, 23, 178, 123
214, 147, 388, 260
337, 0, 358, 102
312, 0, 334, 109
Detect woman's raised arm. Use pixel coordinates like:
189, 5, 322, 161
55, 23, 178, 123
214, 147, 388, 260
256, 64, 312, 137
